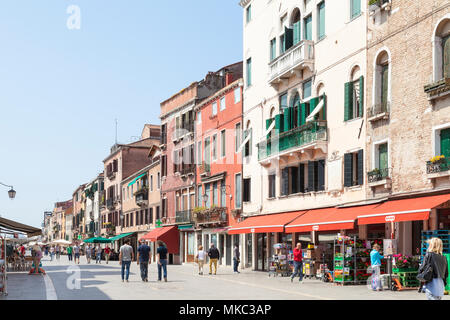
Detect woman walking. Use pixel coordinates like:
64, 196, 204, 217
195, 245, 206, 275
418, 237, 448, 300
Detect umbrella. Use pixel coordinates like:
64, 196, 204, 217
51, 239, 72, 245
83, 237, 112, 244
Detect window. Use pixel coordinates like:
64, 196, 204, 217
280, 34, 286, 55
246, 58, 252, 87
350, 0, 361, 19
198, 185, 202, 207
220, 96, 226, 111
157, 172, 160, 189
156, 205, 160, 220
205, 137, 211, 164
150, 175, 153, 192
234, 87, 241, 103
221, 130, 226, 158
212, 134, 217, 161
213, 182, 218, 206
244, 128, 252, 157
205, 183, 211, 208
344, 74, 364, 121
279, 92, 288, 110
212, 102, 218, 116
270, 38, 276, 61
149, 208, 153, 224
377, 143, 388, 170
344, 150, 364, 187
374, 51, 390, 114
197, 141, 202, 165
283, 27, 293, 52
235, 123, 241, 153
280, 165, 306, 196
304, 15, 312, 41
246, 4, 251, 23
221, 181, 226, 207
268, 174, 276, 198
317, 2, 325, 40
303, 80, 312, 99
243, 178, 251, 202
292, 9, 301, 45
307, 160, 325, 192
439, 128, 450, 159
197, 111, 201, 124
442, 34, 449, 79
235, 174, 242, 208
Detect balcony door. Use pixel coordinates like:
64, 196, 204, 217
378, 143, 388, 170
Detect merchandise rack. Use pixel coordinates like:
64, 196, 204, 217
333, 236, 356, 285
421, 230, 450, 256
268, 243, 292, 277
0, 236, 6, 296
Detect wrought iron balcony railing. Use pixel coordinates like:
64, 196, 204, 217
257, 121, 327, 161
367, 167, 391, 183
106, 198, 114, 210
426, 159, 450, 174
175, 210, 193, 224
199, 163, 211, 176
194, 207, 227, 225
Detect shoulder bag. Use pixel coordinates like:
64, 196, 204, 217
417, 253, 434, 283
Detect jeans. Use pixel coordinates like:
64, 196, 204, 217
425, 290, 443, 300
291, 261, 303, 281
121, 260, 131, 280
50, 253, 54, 261
371, 265, 382, 290
158, 259, 168, 280
96, 253, 101, 263
233, 258, 240, 272
209, 258, 218, 274
68, 253, 73, 261
140, 262, 149, 280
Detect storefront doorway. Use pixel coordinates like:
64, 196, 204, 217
186, 232, 195, 262
246, 234, 252, 268
256, 233, 267, 271
219, 234, 224, 265
225, 234, 232, 265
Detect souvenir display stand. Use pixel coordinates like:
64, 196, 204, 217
268, 243, 292, 277
0, 235, 7, 296
333, 236, 356, 285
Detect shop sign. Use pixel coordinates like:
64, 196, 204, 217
312, 225, 319, 231
383, 239, 397, 255
385, 215, 396, 222
250, 228, 255, 233
343, 267, 350, 275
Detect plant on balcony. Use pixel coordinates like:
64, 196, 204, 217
134, 186, 149, 196
430, 155, 446, 164
231, 208, 242, 218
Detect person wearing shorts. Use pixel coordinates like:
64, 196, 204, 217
73, 244, 80, 264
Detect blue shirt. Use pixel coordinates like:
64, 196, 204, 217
137, 244, 150, 262
370, 250, 383, 266
157, 246, 168, 260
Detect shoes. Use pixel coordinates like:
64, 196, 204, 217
291, 277, 293, 282
164, 278, 167, 282
214, 273, 216, 275
122, 279, 124, 282
209, 272, 212, 275
126, 280, 129, 282
145, 278, 148, 282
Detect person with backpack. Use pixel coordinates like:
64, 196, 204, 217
207, 243, 220, 275
418, 237, 448, 300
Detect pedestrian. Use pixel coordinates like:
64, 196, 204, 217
67, 244, 73, 262
370, 243, 384, 291
73, 243, 80, 264
291, 243, 304, 283
104, 245, 111, 264
19, 244, 26, 258
207, 242, 220, 275
195, 245, 206, 275
233, 244, 240, 274
418, 237, 448, 300
55, 245, 60, 261
156, 241, 168, 282
44, 246, 48, 256
95, 245, 102, 264
85, 245, 92, 264
49, 246, 55, 261
119, 239, 134, 283
137, 239, 151, 282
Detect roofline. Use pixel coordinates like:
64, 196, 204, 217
195, 78, 243, 111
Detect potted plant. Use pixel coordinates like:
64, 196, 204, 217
392, 254, 419, 272
430, 155, 446, 164
369, 0, 380, 11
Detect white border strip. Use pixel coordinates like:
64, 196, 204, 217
44, 274, 58, 300
229, 224, 285, 231
357, 209, 431, 219
285, 220, 354, 228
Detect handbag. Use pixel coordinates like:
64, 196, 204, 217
417, 253, 434, 282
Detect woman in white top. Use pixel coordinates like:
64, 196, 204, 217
196, 245, 206, 275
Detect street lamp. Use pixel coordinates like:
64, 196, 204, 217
0, 182, 16, 199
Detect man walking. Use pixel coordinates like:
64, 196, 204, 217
85, 245, 92, 264
95, 245, 102, 264
156, 241, 168, 282
137, 239, 151, 282
104, 245, 111, 264
73, 243, 80, 264
55, 245, 60, 261
207, 243, 220, 275
119, 239, 134, 282
49, 246, 55, 261
233, 244, 240, 274
291, 243, 303, 283
67, 244, 73, 262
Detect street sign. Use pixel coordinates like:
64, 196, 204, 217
78, 235, 82, 240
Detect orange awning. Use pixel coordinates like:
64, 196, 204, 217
140, 226, 179, 254
285, 205, 379, 233
357, 194, 450, 225
228, 211, 307, 235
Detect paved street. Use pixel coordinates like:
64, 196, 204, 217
1, 255, 447, 300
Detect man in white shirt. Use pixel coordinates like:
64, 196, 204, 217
119, 239, 134, 282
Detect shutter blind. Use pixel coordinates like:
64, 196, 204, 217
359, 76, 364, 118
299, 164, 305, 193
284, 108, 291, 131
293, 21, 301, 45
357, 149, 364, 186
344, 82, 353, 121
443, 35, 450, 79
300, 103, 307, 126
322, 94, 327, 120
317, 160, 325, 191
284, 27, 293, 51
307, 161, 314, 192
379, 144, 388, 170
281, 168, 289, 196
440, 128, 450, 159
344, 153, 353, 187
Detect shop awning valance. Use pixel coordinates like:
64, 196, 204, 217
285, 205, 379, 233
127, 173, 147, 187
83, 237, 112, 244
140, 226, 179, 254
108, 232, 134, 241
357, 194, 450, 225
0, 217, 42, 237
228, 211, 307, 235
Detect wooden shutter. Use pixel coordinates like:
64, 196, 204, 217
310, 97, 319, 120
344, 82, 353, 121
307, 161, 314, 192
284, 108, 291, 131
357, 149, 364, 186
293, 21, 301, 45
381, 64, 389, 109
284, 27, 293, 51
344, 153, 353, 187
281, 168, 289, 196
299, 164, 305, 193
291, 166, 298, 194
359, 76, 364, 118
443, 35, 450, 79
379, 144, 388, 170
440, 128, 450, 159
317, 160, 325, 191
300, 103, 307, 126
322, 94, 327, 121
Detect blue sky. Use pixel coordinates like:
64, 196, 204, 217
0, 1, 243, 228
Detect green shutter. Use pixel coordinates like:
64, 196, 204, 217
359, 76, 364, 118
379, 144, 388, 170
443, 35, 450, 79
381, 64, 389, 109
275, 114, 284, 133
283, 108, 291, 131
310, 97, 319, 121
266, 119, 272, 140
247, 58, 252, 87
351, 0, 361, 19
440, 128, 450, 159
284, 27, 293, 51
293, 21, 301, 45
344, 153, 353, 187
304, 16, 312, 41
322, 94, 327, 120
300, 103, 307, 126
344, 82, 354, 121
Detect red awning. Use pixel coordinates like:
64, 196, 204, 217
357, 194, 450, 225
285, 205, 379, 233
140, 226, 179, 254
228, 211, 307, 235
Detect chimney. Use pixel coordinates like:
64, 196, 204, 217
225, 72, 233, 86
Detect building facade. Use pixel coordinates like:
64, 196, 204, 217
72, 185, 86, 242
83, 173, 104, 238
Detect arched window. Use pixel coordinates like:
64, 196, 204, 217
433, 17, 450, 81
373, 51, 390, 115
291, 8, 301, 45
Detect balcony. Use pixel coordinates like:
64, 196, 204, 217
424, 78, 450, 101
368, 102, 390, 122
368, 167, 392, 189
194, 207, 227, 227
257, 121, 327, 163
135, 188, 149, 207
180, 164, 196, 176
175, 210, 193, 224
106, 198, 115, 210
426, 158, 450, 180
172, 123, 194, 142
107, 170, 116, 180
268, 40, 314, 87
199, 163, 211, 177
